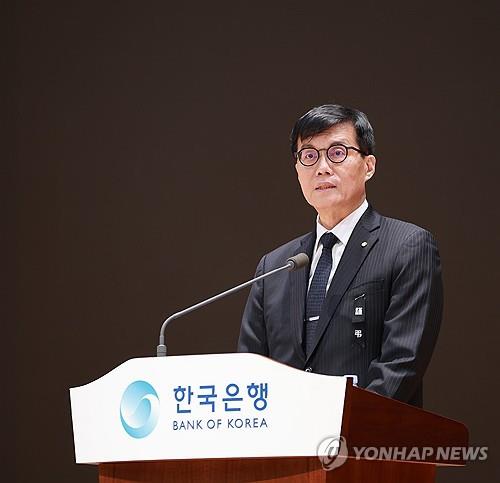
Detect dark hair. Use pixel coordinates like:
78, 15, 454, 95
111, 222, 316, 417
290, 104, 375, 156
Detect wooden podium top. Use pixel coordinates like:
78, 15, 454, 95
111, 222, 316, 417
342, 381, 468, 465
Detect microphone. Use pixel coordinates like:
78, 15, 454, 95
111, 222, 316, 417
156, 253, 309, 356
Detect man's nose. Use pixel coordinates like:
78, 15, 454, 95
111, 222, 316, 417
315, 150, 332, 175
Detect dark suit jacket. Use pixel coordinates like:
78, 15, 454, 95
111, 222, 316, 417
238, 206, 443, 407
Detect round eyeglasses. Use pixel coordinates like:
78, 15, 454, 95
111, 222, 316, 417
296, 143, 367, 166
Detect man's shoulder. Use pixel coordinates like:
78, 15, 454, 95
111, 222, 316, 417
376, 210, 437, 244
261, 231, 314, 267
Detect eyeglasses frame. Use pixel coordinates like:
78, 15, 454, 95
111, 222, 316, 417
295, 143, 368, 166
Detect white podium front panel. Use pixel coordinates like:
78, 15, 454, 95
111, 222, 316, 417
70, 353, 346, 463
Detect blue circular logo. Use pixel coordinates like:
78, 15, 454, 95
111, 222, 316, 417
120, 380, 160, 438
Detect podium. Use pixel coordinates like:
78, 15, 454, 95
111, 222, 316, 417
70, 353, 468, 482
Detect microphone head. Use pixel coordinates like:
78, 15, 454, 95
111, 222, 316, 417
287, 253, 309, 271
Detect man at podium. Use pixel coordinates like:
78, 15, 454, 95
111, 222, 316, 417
238, 104, 443, 407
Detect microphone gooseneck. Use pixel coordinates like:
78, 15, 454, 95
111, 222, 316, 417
156, 253, 309, 356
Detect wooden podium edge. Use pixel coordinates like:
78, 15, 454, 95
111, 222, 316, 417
341, 382, 469, 466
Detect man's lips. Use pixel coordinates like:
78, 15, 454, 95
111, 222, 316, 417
315, 182, 336, 190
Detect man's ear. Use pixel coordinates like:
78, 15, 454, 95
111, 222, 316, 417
365, 155, 376, 180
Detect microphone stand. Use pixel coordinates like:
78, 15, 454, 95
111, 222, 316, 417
156, 253, 308, 356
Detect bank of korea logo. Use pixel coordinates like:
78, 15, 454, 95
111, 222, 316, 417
120, 381, 160, 438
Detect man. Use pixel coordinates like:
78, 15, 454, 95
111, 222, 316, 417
238, 104, 443, 407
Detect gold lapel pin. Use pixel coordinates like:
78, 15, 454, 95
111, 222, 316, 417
361, 241, 368, 247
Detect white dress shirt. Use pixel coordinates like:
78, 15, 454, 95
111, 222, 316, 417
308, 199, 369, 292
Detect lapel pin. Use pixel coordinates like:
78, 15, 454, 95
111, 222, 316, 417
361, 241, 368, 247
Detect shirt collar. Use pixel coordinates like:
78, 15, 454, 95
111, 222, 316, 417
314, 199, 369, 251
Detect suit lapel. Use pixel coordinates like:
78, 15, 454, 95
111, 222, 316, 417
289, 231, 315, 361
305, 207, 381, 363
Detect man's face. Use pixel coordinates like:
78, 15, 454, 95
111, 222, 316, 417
295, 122, 376, 226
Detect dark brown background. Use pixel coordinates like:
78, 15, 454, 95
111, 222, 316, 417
10, 1, 499, 482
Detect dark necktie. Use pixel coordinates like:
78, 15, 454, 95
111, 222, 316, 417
304, 232, 338, 358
